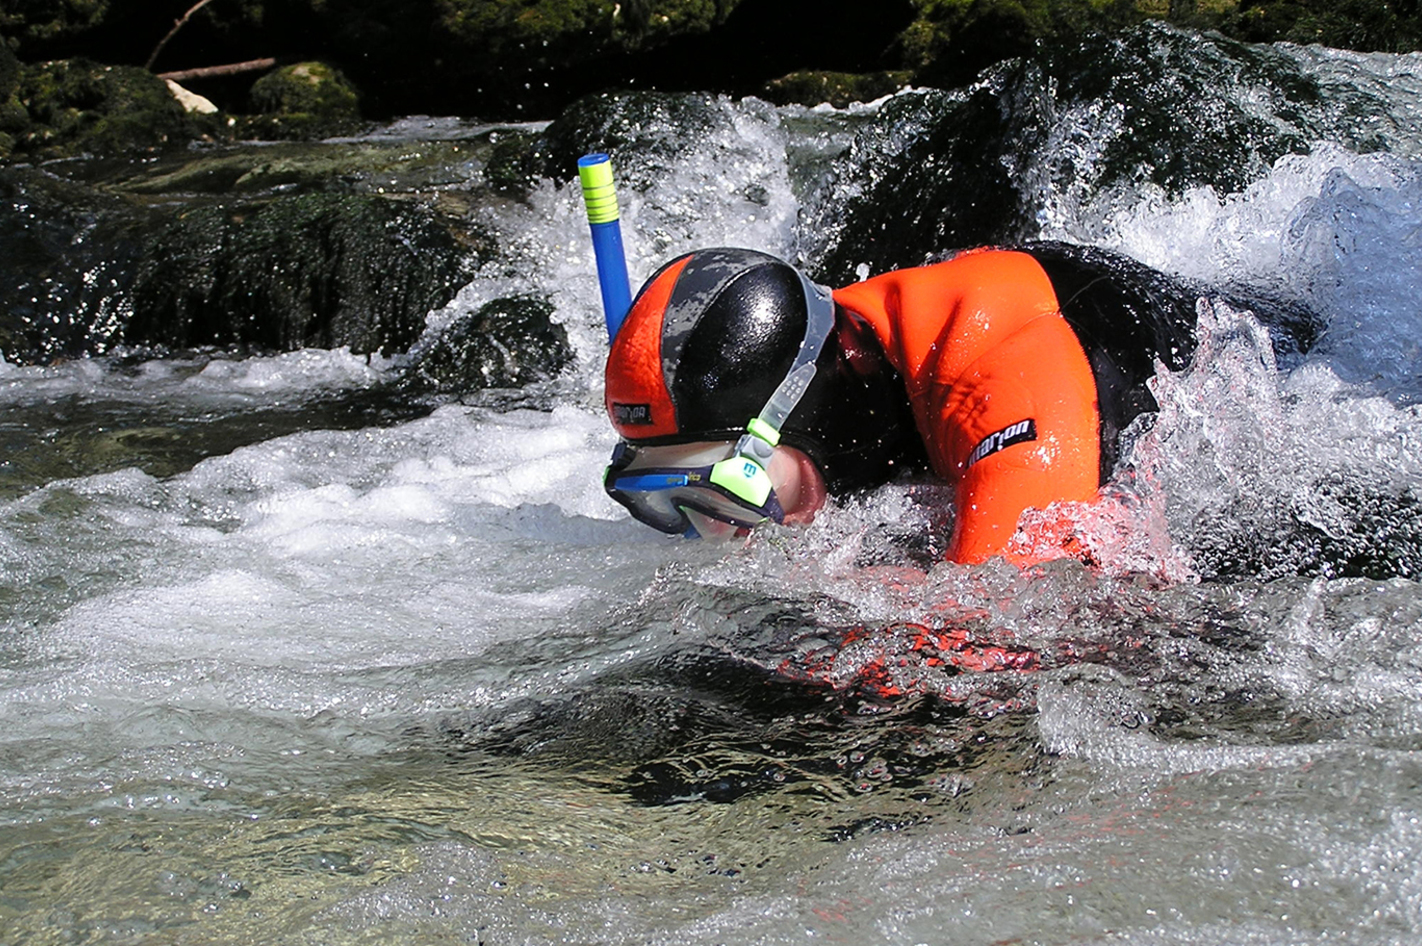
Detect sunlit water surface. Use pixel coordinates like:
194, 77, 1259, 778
4, 42, 1422, 946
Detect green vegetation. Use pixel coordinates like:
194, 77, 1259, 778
2, 0, 1422, 152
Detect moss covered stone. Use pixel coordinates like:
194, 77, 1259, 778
11, 58, 202, 159
241, 61, 362, 139
250, 62, 359, 117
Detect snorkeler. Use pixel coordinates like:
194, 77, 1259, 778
602, 243, 1199, 564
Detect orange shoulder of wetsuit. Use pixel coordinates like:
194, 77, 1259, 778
832, 249, 1101, 564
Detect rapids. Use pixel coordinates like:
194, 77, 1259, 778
4, 24, 1422, 946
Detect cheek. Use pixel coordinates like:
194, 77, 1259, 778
771, 449, 826, 524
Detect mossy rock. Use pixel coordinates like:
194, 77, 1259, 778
760, 70, 913, 108
401, 295, 573, 393
244, 61, 362, 139
250, 62, 359, 116
11, 58, 204, 159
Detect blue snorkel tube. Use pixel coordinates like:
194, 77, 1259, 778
577, 153, 633, 340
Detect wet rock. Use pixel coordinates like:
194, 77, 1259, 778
525, 90, 734, 192
802, 82, 1038, 286
401, 295, 573, 393
0, 135, 502, 364
804, 22, 1404, 286
129, 192, 480, 355
0, 165, 145, 361
475, 89, 737, 201
482, 128, 546, 197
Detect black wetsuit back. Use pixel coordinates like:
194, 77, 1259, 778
1022, 242, 1201, 480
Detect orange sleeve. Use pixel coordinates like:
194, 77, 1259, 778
834, 251, 1100, 564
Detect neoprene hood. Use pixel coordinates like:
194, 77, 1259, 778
604, 248, 922, 491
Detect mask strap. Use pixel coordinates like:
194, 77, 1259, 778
709, 273, 837, 505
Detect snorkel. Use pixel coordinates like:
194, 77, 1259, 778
577, 153, 633, 340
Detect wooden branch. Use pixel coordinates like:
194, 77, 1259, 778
145, 0, 220, 72
158, 58, 277, 82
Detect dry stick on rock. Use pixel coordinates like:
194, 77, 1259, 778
145, 0, 220, 71
158, 58, 277, 81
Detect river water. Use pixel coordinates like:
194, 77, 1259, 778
4, 28, 1422, 946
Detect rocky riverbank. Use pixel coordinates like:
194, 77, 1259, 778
2, 1, 1418, 383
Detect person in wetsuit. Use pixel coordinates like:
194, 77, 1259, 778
601, 243, 1199, 564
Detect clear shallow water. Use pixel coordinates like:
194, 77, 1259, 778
5, 40, 1422, 946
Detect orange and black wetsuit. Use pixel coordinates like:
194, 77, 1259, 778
835, 246, 1196, 563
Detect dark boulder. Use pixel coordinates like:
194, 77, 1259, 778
401, 295, 573, 393
129, 192, 479, 355
0, 152, 492, 364
802, 22, 1405, 286
0, 165, 147, 361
